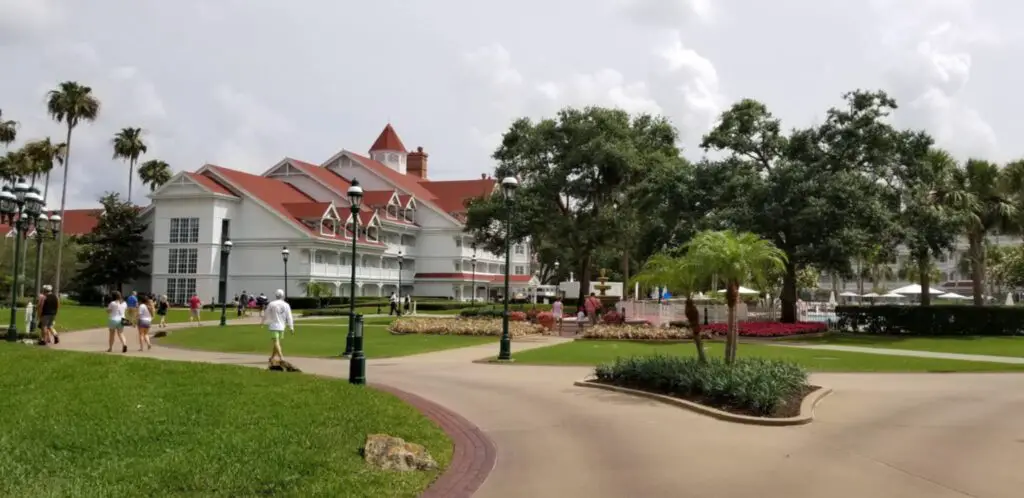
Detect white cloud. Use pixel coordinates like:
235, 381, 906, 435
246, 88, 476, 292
615, 0, 713, 27
0, 0, 63, 45
210, 85, 296, 169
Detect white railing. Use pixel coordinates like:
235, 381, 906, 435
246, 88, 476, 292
615, 300, 747, 327
308, 265, 415, 281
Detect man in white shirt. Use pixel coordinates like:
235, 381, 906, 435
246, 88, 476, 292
261, 289, 295, 364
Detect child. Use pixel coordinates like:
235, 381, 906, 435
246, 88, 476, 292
576, 308, 586, 336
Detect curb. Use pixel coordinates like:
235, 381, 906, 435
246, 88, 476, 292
373, 384, 497, 498
573, 380, 833, 426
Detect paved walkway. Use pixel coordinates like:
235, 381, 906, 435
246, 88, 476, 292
48, 323, 1024, 498
772, 343, 1024, 364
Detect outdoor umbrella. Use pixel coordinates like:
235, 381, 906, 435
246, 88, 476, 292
938, 292, 970, 300
839, 291, 861, 297
716, 286, 760, 295
890, 284, 944, 295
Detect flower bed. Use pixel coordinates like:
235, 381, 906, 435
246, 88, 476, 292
703, 321, 827, 338
389, 317, 546, 337
582, 324, 693, 340
594, 355, 812, 417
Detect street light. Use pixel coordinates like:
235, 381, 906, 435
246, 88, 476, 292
2, 180, 44, 341
497, 176, 518, 361
397, 250, 404, 317
471, 247, 477, 307
28, 211, 61, 333
343, 178, 363, 358
219, 239, 233, 326
281, 247, 289, 298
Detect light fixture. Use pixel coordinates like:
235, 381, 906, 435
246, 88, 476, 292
501, 176, 518, 199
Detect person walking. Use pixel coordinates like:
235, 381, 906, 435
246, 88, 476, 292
156, 295, 169, 328
261, 289, 295, 364
238, 290, 249, 317
584, 292, 602, 325
552, 297, 564, 331
388, 292, 398, 316
136, 295, 154, 351
36, 285, 60, 345
125, 291, 139, 326
188, 293, 202, 326
106, 291, 129, 353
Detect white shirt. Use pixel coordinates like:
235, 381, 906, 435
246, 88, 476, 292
262, 299, 294, 332
107, 301, 126, 320
139, 304, 152, 321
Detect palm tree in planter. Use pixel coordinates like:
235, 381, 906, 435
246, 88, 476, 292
46, 80, 101, 297
112, 127, 148, 203
633, 252, 708, 362
687, 230, 787, 364
138, 159, 172, 191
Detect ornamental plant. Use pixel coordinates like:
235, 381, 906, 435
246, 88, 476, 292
389, 317, 545, 337
703, 321, 826, 338
583, 324, 691, 340
601, 310, 624, 325
536, 311, 556, 330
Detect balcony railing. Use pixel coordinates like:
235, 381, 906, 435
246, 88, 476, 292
309, 264, 414, 281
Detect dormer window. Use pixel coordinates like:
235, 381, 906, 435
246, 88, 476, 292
320, 217, 338, 236
404, 198, 417, 223
387, 202, 398, 219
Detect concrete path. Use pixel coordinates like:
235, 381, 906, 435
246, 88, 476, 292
46, 322, 1024, 498
774, 343, 1024, 364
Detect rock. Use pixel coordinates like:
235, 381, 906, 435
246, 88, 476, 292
363, 434, 439, 472
152, 330, 168, 338
268, 360, 301, 372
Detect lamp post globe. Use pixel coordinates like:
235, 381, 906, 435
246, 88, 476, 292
497, 176, 518, 361
344, 179, 363, 358
281, 246, 289, 298
219, 239, 233, 327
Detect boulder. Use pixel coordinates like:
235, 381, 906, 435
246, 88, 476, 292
152, 330, 169, 338
363, 434, 438, 472
268, 360, 301, 372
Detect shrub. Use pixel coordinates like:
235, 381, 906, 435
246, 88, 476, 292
458, 307, 504, 318
302, 308, 351, 317
509, 311, 526, 322
601, 310, 624, 325
536, 311, 556, 330
703, 321, 827, 338
583, 324, 692, 340
389, 317, 546, 337
594, 355, 808, 416
525, 308, 540, 321
835, 305, 1024, 336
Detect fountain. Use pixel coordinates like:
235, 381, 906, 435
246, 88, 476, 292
594, 268, 612, 296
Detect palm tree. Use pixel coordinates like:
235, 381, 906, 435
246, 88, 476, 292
46, 80, 101, 297
299, 281, 334, 308
22, 138, 64, 198
950, 159, 1016, 305
686, 230, 787, 364
138, 159, 172, 192
898, 260, 941, 286
112, 127, 148, 203
0, 109, 17, 150
632, 252, 708, 362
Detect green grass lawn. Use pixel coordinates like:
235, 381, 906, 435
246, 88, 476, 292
159, 322, 495, 358
509, 340, 1024, 372
2, 305, 241, 333
0, 344, 450, 498
781, 333, 1024, 358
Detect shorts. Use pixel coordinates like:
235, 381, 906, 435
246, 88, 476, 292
190, 308, 200, 316
157, 309, 167, 316
138, 319, 152, 329
270, 330, 284, 341
39, 315, 56, 328
108, 318, 123, 330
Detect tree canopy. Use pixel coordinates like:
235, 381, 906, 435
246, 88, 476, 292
73, 193, 150, 293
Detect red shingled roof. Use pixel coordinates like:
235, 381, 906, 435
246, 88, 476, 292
185, 172, 236, 196
420, 178, 495, 214
362, 190, 397, 207
347, 153, 440, 202
1, 208, 102, 237
282, 201, 332, 219
287, 158, 353, 194
369, 124, 407, 153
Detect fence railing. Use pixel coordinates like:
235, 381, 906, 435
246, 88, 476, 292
616, 300, 748, 327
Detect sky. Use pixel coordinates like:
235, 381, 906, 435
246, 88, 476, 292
1, 0, 1022, 209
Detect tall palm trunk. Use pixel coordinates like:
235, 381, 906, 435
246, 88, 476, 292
127, 158, 135, 203
780, 260, 797, 323
968, 231, 985, 305
856, 258, 865, 296
725, 281, 739, 364
54, 125, 73, 297
684, 296, 707, 363
33, 170, 52, 300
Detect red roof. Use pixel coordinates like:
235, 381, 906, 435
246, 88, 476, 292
420, 178, 495, 214
414, 272, 533, 283
186, 172, 236, 196
2, 208, 102, 237
287, 158, 353, 194
362, 190, 397, 207
282, 202, 332, 219
369, 124, 407, 153
347, 153, 440, 202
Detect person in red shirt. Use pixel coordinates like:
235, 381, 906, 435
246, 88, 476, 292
584, 293, 602, 325
188, 294, 202, 326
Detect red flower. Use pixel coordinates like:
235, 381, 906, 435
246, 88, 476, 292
703, 321, 826, 337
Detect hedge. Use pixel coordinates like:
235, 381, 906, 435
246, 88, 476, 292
835, 305, 1024, 336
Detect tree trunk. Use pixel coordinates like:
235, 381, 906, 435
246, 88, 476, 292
856, 259, 865, 296
780, 260, 797, 323
918, 255, 932, 306
53, 125, 73, 298
127, 158, 135, 203
969, 232, 985, 305
684, 296, 707, 362
725, 280, 739, 364
576, 255, 591, 306
621, 251, 630, 287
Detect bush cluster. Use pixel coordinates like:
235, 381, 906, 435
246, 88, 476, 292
583, 324, 692, 340
594, 355, 808, 416
835, 305, 1024, 336
388, 317, 546, 337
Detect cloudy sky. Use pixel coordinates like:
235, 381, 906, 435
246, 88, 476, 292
1, 0, 1021, 209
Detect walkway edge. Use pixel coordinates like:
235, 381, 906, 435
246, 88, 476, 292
573, 380, 833, 427
373, 384, 497, 498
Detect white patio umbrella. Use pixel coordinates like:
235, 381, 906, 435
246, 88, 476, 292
1006, 293, 1015, 306
882, 292, 907, 299
890, 284, 944, 295
839, 291, 861, 297
716, 286, 760, 295
828, 291, 837, 306
938, 292, 970, 300
861, 292, 881, 298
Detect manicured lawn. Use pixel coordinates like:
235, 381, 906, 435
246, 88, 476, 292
2, 305, 240, 333
159, 323, 495, 358
509, 340, 1024, 372
781, 333, 1024, 358
0, 344, 450, 497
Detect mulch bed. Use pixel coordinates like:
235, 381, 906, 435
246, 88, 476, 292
591, 379, 820, 419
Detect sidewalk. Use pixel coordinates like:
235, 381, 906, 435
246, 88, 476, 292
771, 343, 1024, 364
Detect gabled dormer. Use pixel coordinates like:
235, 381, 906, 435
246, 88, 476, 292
344, 209, 381, 242
283, 201, 342, 237
402, 195, 417, 223
368, 124, 408, 174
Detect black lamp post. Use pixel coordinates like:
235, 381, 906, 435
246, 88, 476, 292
281, 247, 289, 298
218, 239, 233, 327
554, 261, 560, 298
1, 179, 44, 341
397, 250, 404, 317
497, 176, 518, 361
28, 211, 61, 334
343, 179, 363, 358
471, 250, 477, 306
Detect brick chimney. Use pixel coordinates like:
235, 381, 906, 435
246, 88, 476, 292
407, 146, 428, 179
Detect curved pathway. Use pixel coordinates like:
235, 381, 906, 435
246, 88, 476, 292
51, 324, 1024, 498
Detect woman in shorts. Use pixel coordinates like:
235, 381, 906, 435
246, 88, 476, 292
156, 295, 169, 328
106, 292, 128, 353
137, 295, 154, 351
